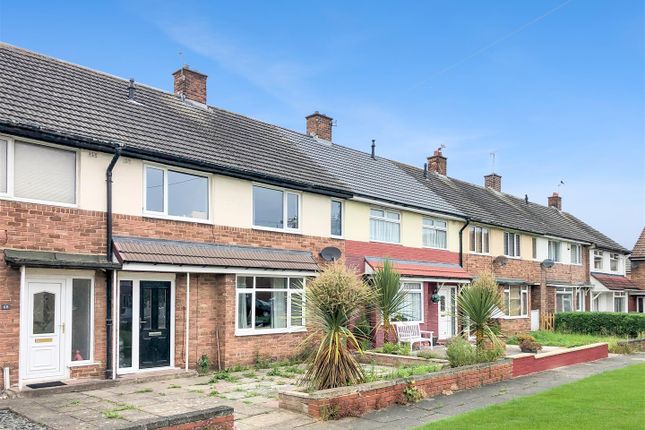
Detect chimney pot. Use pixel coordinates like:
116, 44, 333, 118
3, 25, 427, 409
173, 66, 208, 104
306, 111, 333, 141
484, 173, 502, 192
427, 147, 447, 175
548, 192, 562, 210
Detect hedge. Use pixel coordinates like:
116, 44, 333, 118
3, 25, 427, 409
554, 312, 645, 338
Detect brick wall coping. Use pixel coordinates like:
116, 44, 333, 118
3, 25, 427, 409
510, 342, 608, 360
281, 359, 512, 401
119, 406, 233, 430
359, 351, 449, 367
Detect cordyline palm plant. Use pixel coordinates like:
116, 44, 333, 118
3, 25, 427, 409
302, 261, 375, 391
372, 259, 406, 343
457, 272, 503, 349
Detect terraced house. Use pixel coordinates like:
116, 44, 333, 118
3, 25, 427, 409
0, 43, 633, 391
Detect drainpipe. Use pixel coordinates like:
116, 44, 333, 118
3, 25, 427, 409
458, 218, 471, 267
105, 144, 123, 380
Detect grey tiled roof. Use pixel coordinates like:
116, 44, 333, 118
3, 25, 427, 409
0, 43, 350, 197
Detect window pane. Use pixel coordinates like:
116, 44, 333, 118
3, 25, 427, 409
370, 208, 384, 218
15, 142, 76, 204
469, 228, 476, 252
33, 291, 55, 334
521, 290, 528, 315
483, 229, 489, 253
255, 291, 287, 329
0, 140, 6, 193
370, 218, 400, 242
289, 278, 304, 289
401, 291, 422, 321
253, 186, 283, 228
238, 292, 252, 329
256, 277, 287, 289
386, 211, 400, 221
435, 220, 447, 229
286, 193, 299, 229
508, 288, 521, 316
167, 170, 208, 219
532, 238, 537, 259
119, 281, 133, 368
71, 279, 92, 361
331, 200, 342, 236
291, 292, 304, 327
237, 277, 253, 289
145, 167, 164, 212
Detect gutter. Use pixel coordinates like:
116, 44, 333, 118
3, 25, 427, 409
105, 143, 123, 380
458, 217, 471, 267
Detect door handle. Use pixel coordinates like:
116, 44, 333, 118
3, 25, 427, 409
61, 322, 65, 334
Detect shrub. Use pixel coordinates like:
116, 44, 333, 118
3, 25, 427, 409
402, 381, 424, 403
372, 260, 406, 343
555, 312, 645, 338
197, 354, 210, 375
446, 336, 504, 367
376, 342, 411, 356
516, 333, 543, 353
457, 272, 504, 348
352, 311, 373, 350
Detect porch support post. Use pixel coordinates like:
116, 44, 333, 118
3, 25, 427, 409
112, 271, 118, 379
18, 265, 26, 390
185, 272, 190, 371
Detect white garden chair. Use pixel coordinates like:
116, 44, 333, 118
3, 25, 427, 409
393, 322, 434, 350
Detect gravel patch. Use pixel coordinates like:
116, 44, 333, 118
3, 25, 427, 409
0, 410, 47, 430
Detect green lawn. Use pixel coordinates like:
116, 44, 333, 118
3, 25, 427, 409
415, 363, 645, 430
507, 330, 628, 349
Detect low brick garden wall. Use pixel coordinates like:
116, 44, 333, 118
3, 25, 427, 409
279, 360, 513, 419
511, 343, 608, 377
357, 351, 449, 368
617, 338, 645, 352
120, 406, 234, 430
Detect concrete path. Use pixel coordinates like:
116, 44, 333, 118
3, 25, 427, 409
279, 353, 644, 430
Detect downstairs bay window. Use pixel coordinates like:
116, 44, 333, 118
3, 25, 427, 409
502, 285, 528, 317
236, 275, 306, 334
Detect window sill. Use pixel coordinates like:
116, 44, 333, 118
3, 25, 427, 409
469, 251, 491, 256
503, 255, 521, 259
235, 327, 306, 336
497, 316, 529, 320
370, 239, 402, 245
68, 360, 97, 368
422, 245, 449, 251
252, 225, 302, 235
143, 212, 212, 225
0, 195, 78, 209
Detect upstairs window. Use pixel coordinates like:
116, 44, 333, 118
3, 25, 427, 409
503, 285, 528, 317
548, 240, 561, 262
145, 165, 209, 220
0, 139, 77, 204
422, 217, 447, 249
370, 208, 400, 243
532, 237, 538, 259
504, 232, 521, 257
330, 199, 343, 237
469, 226, 490, 254
610, 253, 619, 271
253, 185, 300, 231
593, 250, 603, 270
570, 244, 582, 265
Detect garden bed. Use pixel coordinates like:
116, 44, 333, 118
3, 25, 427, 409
507, 330, 635, 353
358, 351, 449, 368
279, 359, 513, 419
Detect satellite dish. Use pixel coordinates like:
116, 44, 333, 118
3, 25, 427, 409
541, 259, 555, 269
493, 256, 508, 267
320, 247, 342, 262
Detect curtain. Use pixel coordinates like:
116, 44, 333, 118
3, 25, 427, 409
271, 291, 287, 328
371, 219, 400, 242
238, 293, 250, 329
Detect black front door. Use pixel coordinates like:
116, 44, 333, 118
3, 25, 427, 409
139, 281, 171, 369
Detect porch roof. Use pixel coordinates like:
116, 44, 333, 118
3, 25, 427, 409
3, 249, 121, 270
364, 257, 471, 280
112, 236, 320, 272
591, 272, 642, 291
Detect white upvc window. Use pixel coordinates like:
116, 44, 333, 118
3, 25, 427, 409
556, 287, 574, 313
70, 278, 94, 364
330, 199, 343, 237
236, 275, 306, 335
570, 244, 582, 265
613, 292, 626, 313
252, 185, 301, 232
609, 253, 619, 272
0, 137, 78, 206
593, 250, 603, 270
504, 232, 521, 258
144, 164, 209, 221
548, 240, 561, 262
469, 226, 490, 254
399, 282, 423, 322
502, 285, 528, 317
370, 208, 401, 243
422, 217, 447, 249
575, 288, 586, 312
532, 237, 538, 260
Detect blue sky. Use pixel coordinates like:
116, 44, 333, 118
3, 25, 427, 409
1, 0, 643, 248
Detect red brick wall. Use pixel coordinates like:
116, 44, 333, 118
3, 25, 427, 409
630, 262, 645, 291
0, 264, 20, 389
512, 343, 608, 377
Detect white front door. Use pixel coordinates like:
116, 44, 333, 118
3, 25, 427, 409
25, 280, 66, 381
438, 286, 456, 339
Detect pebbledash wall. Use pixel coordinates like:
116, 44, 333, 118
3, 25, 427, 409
0, 199, 343, 388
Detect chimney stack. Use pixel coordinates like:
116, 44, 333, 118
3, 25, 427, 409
548, 192, 562, 210
427, 148, 447, 175
484, 173, 502, 192
173, 66, 207, 104
306, 111, 333, 141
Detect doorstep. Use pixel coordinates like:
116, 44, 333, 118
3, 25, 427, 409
14, 368, 198, 398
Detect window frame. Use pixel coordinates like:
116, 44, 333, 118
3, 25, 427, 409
143, 163, 211, 223
555, 287, 574, 313
399, 281, 424, 323
548, 240, 561, 262
330, 199, 344, 238
422, 217, 448, 249
369, 207, 401, 244
502, 285, 529, 318
469, 226, 490, 254
613, 291, 626, 313
593, 250, 604, 270
532, 237, 538, 260
570, 244, 582, 265
252, 184, 302, 233
609, 253, 619, 272
503, 232, 521, 258
235, 275, 307, 336
0, 135, 79, 207
67, 277, 95, 367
